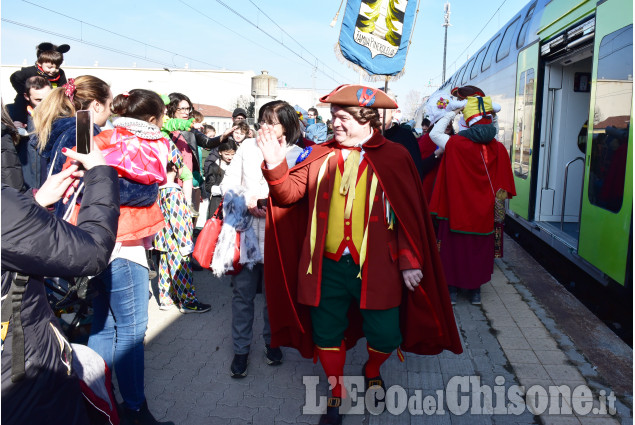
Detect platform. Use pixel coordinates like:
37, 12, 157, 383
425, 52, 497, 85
139, 235, 633, 424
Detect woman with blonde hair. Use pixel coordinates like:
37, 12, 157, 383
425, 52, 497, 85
32, 75, 157, 211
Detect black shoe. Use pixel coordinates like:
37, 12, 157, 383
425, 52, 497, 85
230, 353, 248, 378
122, 400, 174, 425
179, 300, 211, 314
362, 362, 386, 395
318, 397, 343, 425
264, 344, 283, 365
146, 251, 158, 280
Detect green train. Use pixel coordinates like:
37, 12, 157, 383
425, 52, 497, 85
434, 0, 632, 287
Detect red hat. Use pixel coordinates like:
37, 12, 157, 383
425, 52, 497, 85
450, 85, 485, 100
319, 84, 398, 109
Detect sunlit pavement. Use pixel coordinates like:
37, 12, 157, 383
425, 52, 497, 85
137, 235, 632, 425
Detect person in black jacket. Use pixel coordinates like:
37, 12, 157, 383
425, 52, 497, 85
204, 140, 237, 218
9, 42, 70, 126
378, 107, 425, 180
1, 148, 118, 425
1, 104, 25, 192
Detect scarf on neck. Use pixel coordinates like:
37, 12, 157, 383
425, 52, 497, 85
113, 117, 163, 140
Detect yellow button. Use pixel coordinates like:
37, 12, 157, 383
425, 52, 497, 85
346, 236, 350, 241
345, 221, 350, 225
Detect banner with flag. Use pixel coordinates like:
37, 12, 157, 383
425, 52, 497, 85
336, 0, 419, 80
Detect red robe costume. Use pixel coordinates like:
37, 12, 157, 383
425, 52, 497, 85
429, 135, 516, 234
261, 130, 462, 358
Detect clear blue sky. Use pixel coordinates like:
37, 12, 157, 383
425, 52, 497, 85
1, 0, 526, 111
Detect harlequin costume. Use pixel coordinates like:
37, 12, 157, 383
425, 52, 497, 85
261, 85, 462, 422
153, 181, 197, 308
428, 97, 516, 290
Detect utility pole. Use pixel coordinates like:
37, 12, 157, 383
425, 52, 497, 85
442, 2, 451, 83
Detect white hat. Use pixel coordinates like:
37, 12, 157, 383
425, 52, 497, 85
423, 94, 457, 124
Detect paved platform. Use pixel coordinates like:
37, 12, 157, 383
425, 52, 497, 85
138, 235, 632, 424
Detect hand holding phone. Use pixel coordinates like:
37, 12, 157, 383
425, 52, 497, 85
256, 198, 267, 209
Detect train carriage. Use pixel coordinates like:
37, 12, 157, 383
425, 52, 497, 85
434, 0, 633, 288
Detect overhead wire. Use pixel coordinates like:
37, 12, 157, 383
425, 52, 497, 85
18, 0, 312, 74
427, 0, 510, 86
11, 0, 353, 87
207, 0, 344, 83
246, 0, 350, 81
175, 0, 314, 72
21, 0, 222, 69
3, 19, 252, 87
2, 19, 178, 69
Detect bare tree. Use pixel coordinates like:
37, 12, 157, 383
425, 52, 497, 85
402, 89, 422, 120
231, 95, 255, 118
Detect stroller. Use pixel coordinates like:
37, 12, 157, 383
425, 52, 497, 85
44, 276, 120, 425
45, 276, 97, 344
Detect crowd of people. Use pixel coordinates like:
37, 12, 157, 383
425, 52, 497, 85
1, 42, 515, 425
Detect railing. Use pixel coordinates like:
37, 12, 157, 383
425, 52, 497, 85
560, 157, 585, 231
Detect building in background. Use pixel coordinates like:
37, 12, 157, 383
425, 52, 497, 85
1, 64, 336, 127
192, 104, 234, 134
1, 65, 255, 115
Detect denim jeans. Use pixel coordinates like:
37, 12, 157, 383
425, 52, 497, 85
231, 263, 271, 354
88, 258, 149, 410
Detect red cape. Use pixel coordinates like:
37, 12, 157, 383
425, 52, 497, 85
429, 135, 516, 234
263, 131, 462, 358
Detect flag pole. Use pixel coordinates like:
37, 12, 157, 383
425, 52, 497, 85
382, 77, 389, 136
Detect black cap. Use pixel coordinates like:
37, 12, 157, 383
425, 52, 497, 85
232, 108, 247, 118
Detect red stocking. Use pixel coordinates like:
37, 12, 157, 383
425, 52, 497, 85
365, 345, 391, 378
316, 342, 347, 398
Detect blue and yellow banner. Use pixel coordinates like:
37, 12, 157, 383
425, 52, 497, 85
337, 0, 419, 79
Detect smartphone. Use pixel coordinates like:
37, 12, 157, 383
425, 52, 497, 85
256, 198, 268, 209
76, 110, 93, 155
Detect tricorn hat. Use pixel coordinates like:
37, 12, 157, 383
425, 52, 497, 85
36, 42, 70, 57
450, 85, 485, 100
319, 84, 398, 109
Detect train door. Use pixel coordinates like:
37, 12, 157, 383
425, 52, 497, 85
508, 42, 539, 220
578, 1, 633, 285
534, 37, 594, 248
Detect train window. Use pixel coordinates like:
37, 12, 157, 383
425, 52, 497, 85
517, 4, 536, 48
461, 58, 475, 84
449, 67, 462, 88
497, 17, 521, 62
513, 68, 535, 179
482, 35, 501, 71
470, 48, 486, 79
588, 25, 633, 213
455, 66, 467, 87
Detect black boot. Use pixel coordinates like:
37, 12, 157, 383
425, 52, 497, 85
230, 353, 249, 378
319, 397, 343, 425
122, 400, 174, 425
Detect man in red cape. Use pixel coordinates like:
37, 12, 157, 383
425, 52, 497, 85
428, 90, 516, 305
257, 84, 462, 425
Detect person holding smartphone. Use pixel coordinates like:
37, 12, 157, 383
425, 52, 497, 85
2, 148, 117, 425
219, 100, 306, 378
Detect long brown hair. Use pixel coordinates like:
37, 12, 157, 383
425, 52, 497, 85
33, 75, 110, 151
1, 102, 19, 145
